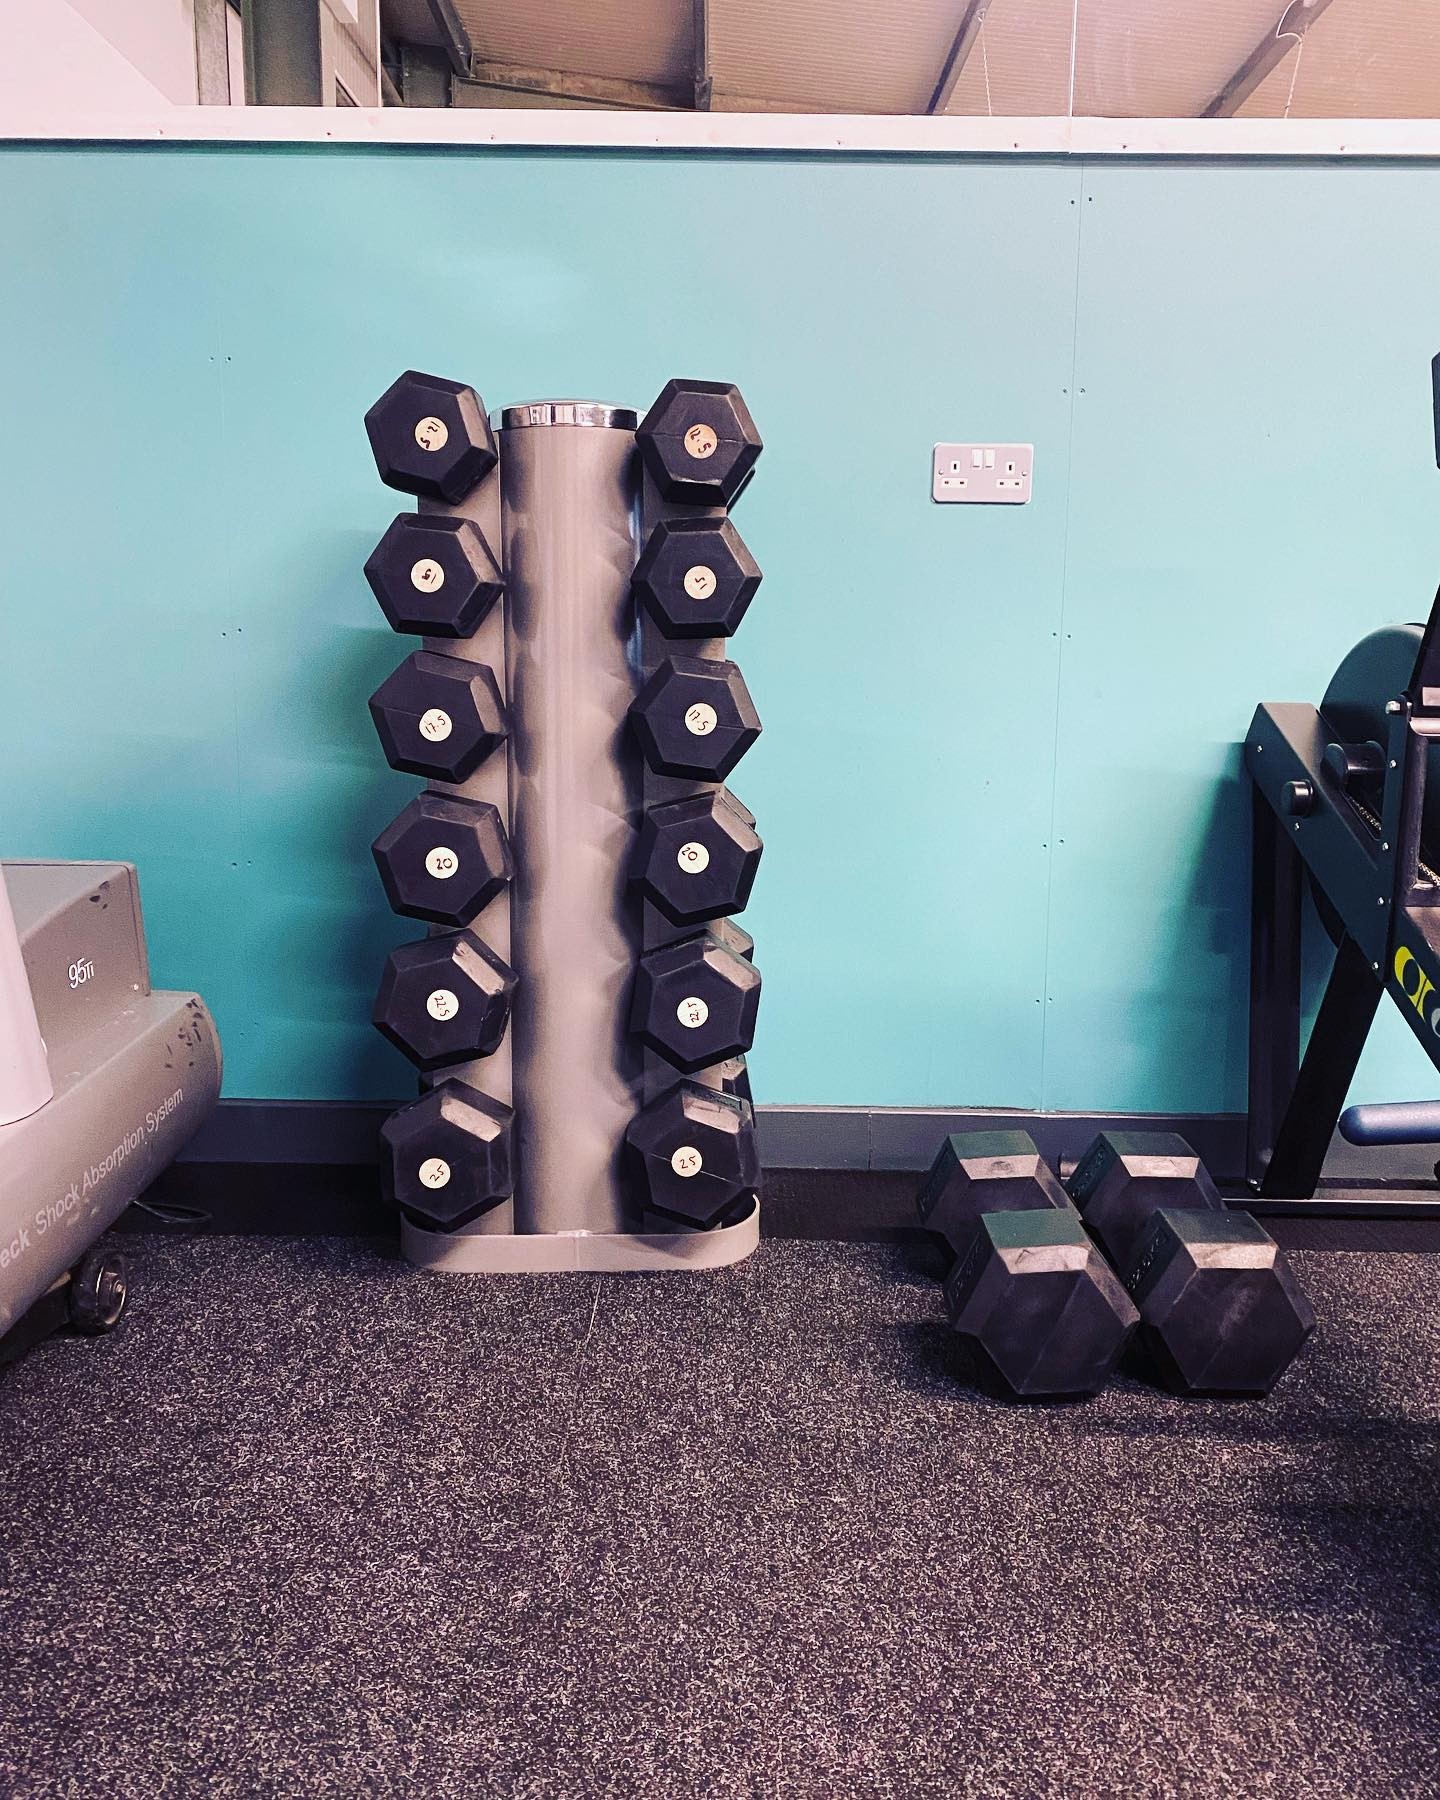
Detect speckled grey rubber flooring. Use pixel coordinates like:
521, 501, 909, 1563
1, 1235, 1438, 1800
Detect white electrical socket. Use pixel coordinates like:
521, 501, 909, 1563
932, 443, 1033, 505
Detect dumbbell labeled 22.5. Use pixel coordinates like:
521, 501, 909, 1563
630, 930, 761, 1072
373, 929, 516, 1071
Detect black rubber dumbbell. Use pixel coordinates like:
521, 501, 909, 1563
365, 514, 503, 639
918, 1130, 1139, 1401
1066, 1132, 1315, 1396
636, 379, 762, 508
633, 516, 761, 639
630, 929, 761, 1073
369, 651, 507, 783
380, 1080, 514, 1229
626, 1081, 759, 1231
373, 930, 516, 1071
371, 793, 513, 926
630, 656, 761, 781
631, 788, 762, 926
365, 370, 498, 504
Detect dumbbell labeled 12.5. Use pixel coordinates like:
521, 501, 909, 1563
373, 930, 516, 1071
365, 370, 498, 504
369, 651, 507, 783
918, 1130, 1138, 1400
1066, 1131, 1315, 1396
631, 657, 761, 781
631, 788, 762, 926
626, 1081, 760, 1230
372, 792, 513, 926
636, 379, 762, 508
631, 930, 761, 1073
380, 1080, 514, 1229
634, 517, 762, 640
365, 514, 503, 639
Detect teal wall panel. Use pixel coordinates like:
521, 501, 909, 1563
1, 144, 1437, 1113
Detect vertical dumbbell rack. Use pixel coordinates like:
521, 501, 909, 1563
362, 374, 765, 1273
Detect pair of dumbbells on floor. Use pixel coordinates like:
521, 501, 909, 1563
918, 1128, 1316, 1400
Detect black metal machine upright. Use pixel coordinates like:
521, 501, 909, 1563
1245, 355, 1440, 1198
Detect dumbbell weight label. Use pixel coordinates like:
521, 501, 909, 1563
414, 416, 449, 453
677, 841, 710, 875
684, 565, 717, 600
684, 423, 718, 460
418, 1156, 451, 1189
425, 846, 459, 880
426, 988, 459, 1022
671, 1145, 704, 1179
676, 995, 710, 1029
685, 703, 718, 738
411, 558, 445, 593
419, 708, 453, 742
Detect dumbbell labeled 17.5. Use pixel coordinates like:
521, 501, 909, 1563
918, 1130, 1138, 1400
631, 657, 761, 781
1066, 1131, 1315, 1396
636, 380, 762, 507
369, 651, 507, 783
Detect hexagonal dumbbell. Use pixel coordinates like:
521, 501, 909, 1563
1066, 1132, 1315, 1396
633, 517, 761, 640
379, 1079, 514, 1229
365, 370, 498, 504
373, 930, 517, 1071
918, 1130, 1139, 1401
369, 651, 507, 783
371, 792, 513, 926
626, 1081, 760, 1231
709, 918, 754, 963
364, 514, 503, 639
631, 788, 762, 927
636, 379, 762, 507
630, 930, 761, 1073
630, 656, 761, 781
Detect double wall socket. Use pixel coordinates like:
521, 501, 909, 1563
932, 443, 1033, 505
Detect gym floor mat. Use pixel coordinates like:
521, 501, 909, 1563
2, 1235, 1437, 1797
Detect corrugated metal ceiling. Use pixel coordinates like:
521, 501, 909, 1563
386, 1, 1440, 118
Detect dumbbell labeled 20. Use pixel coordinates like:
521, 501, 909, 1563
358, 369, 768, 1268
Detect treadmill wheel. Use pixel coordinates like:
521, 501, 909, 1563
68, 1251, 129, 1337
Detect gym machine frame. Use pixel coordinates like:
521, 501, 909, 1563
1246, 596, 1440, 1198
362, 375, 766, 1273
1247, 358, 1440, 1201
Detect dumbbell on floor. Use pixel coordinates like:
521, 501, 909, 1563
918, 1130, 1139, 1400
1066, 1132, 1315, 1396
380, 1080, 514, 1230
